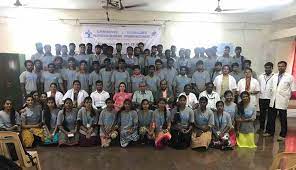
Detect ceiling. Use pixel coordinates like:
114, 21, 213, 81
0, 0, 295, 13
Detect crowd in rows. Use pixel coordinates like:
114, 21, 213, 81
0, 42, 295, 151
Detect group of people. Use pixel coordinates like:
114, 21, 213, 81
0, 41, 295, 151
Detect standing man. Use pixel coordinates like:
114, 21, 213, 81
263, 61, 296, 141
257, 62, 274, 133
216, 46, 231, 66
31, 42, 44, 61
19, 60, 38, 97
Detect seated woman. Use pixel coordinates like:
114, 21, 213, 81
46, 83, 64, 108
99, 98, 119, 148
0, 99, 20, 132
155, 80, 174, 108
113, 82, 133, 112
138, 99, 154, 144
169, 95, 194, 150
21, 95, 44, 148
42, 97, 59, 145
118, 99, 139, 147
57, 98, 79, 146
62, 80, 89, 108
152, 98, 172, 149
236, 91, 257, 148
223, 90, 238, 146
77, 97, 99, 147
212, 101, 233, 150
191, 97, 214, 151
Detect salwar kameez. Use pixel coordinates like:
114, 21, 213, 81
152, 109, 172, 149
138, 110, 154, 144
98, 108, 118, 147
119, 110, 139, 147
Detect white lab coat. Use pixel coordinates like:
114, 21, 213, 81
269, 73, 296, 110
237, 78, 260, 107
213, 74, 237, 95
62, 89, 89, 107
47, 91, 64, 106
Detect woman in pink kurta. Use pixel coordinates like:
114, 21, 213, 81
113, 82, 133, 112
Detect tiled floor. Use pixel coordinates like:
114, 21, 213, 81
35, 118, 296, 170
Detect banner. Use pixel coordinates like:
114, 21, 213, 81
81, 24, 161, 49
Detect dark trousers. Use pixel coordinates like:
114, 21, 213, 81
259, 99, 270, 130
266, 106, 287, 137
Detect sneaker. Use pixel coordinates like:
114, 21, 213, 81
262, 133, 272, 137
277, 136, 285, 141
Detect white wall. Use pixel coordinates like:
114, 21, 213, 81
0, 7, 293, 73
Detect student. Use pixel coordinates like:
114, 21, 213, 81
21, 95, 44, 148
41, 63, 64, 93
40, 92, 48, 109
77, 97, 99, 147
61, 45, 70, 65
111, 59, 131, 92
213, 65, 237, 97
99, 58, 113, 94
138, 99, 154, 144
19, 60, 38, 97
113, 82, 133, 112
178, 84, 198, 109
75, 60, 90, 93
30, 91, 41, 106
176, 49, 189, 70
223, 90, 237, 123
191, 97, 214, 151
237, 68, 260, 107
131, 65, 145, 93
199, 82, 220, 111
243, 60, 257, 79
230, 63, 244, 83
114, 43, 123, 59
139, 48, 148, 74
54, 56, 66, 75
55, 44, 61, 56
257, 62, 274, 133
163, 58, 178, 94
90, 80, 110, 111
173, 66, 191, 97
236, 91, 256, 148
47, 83, 63, 108
155, 80, 173, 104
89, 61, 101, 92
191, 60, 211, 93
138, 42, 145, 54
31, 42, 44, 61
132, 82, 154, 108
98, 98, 118, 148
41, 44, 54, 70
63, 57, 77, 91
63, 80, 89, 108
124, 46, 139, 75
86, 43, 93, 55
189, 47, 202, 74
152, 98, 172, 149
264, 61, 296, 141
106, 46, 117, 67
232, 46, 245, 70
89, 45, 102, 66
68, 43, 76, 57
163, 49, 171, 68
212, 101, 233, 150
57, 98, 79, 146
169, 95, 194, 150
33, 59, 43, 93
145, 65, 160, 97
42, 97, 59, 145
210, 62, 223, 82
216, 46, 231, 66
157, 44, 165, 59
170, 45, 177, 59
204, 48, 217, 73
154, 59, 166, 81
118, 99, 139, 147
146, 45, 158, 67
75, 43, 90, 66
0, 99, 20, 132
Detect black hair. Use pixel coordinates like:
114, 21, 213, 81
231, 62, 239, 68
105, 98, 114, 104
79, 60, 87, 65
62, 98, 73, 131
222, 65, 230, 70
79, 43, 85, 47
133, 65, 141, 70
83, 97, 96, 117
95, 45, 101, 49
224, 46, 230, 50
72, 80, 81, 85
264, 62, 274, 68
216, 100, 224, 107
167, 58, 175, 63
148, 65, 155, 69
138, 42, 144, 46
118, 82, 127, 92
69, 43, 76, 46
86, 43, 92, 46
43, 97, 57, 130
224, 90, 233, 98
103, 58, 111, 63
244, 60, 251, 65
157, 44, 163, 48
118, 99, 133, 113
244, 67, 253, 73
134, 47, 140, 50
33, 59, 42, 65
235, 46, 242, 51
107, 46, 114, 50
158, 98, 168, 129
50, 82, 58, 88
205, 82, 214, 87
155, 59, 162, 65
199, 96, 208, 103
48, 63, 55, 68
116, 43, 122, 46
140, 99, 150, 110
238, 91, 250, 115
68, 57, 76, 62
173, 95, 187, 124
151, 45, 157, 49
1, 99, 17, 126
278, 61, 287, 66
24, 60, 33, 67
144, 49, 150, 53
62, 45, 67, 48
95, 80, 103, 85
92, 61, 100, 65
127, 46, 133, 50
179, 66, 188, 72
215, 62, 222, 66
118, 58, 126, 64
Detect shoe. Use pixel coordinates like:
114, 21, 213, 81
277, 136, 285, 141
262, 133, 272, 137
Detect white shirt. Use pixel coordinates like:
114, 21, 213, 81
213, 74, 237, 96
62, 89, 89, 107
269, 72, 296, 110
47, 91, 64, 106
90, 90, 110, 109
179, 92, 198, 109
237, 77, 260, 107
199, 91, 220, 110
258, 73, 274, 99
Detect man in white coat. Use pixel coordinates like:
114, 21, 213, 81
237, 68, 260, 107
213, 65, 237, 97
263, 61, 296, 141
